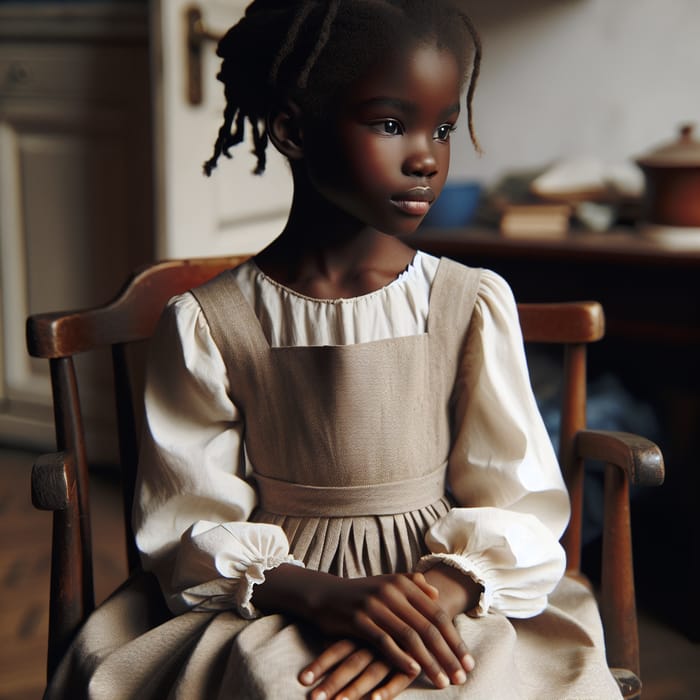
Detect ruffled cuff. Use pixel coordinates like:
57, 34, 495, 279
171, 520, 305, 618
232, 555, 305, 619
420, 507, 566, 619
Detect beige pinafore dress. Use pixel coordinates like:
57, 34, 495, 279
46, 258, 621, 699
190, 257, 478, 580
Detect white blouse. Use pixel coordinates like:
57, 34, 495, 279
134, 251, 569, 619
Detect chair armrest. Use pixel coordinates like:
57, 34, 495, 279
574, 429, 664, 677
574, 430, 664, 486
32, 451, 75, 511
31, 449, 94, 679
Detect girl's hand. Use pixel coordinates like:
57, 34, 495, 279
299, 639, 413, 700
312, 572, 472, 688
253, 565, 478, 690
254, 566, 472, 689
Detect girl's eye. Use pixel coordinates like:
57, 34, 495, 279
375, 119, 403, 136
435, 124, 456, 142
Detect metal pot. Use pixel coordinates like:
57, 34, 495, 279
636, 124, 700, 227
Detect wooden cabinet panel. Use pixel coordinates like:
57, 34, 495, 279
0, 6, 154, 459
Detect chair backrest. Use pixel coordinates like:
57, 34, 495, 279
518, 300, 605, 571
26, 255, 604, 681
26, 255, 247, 677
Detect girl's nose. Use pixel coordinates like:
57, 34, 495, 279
402, 141, 438, 178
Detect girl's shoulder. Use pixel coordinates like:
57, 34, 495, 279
428, 254, 508, 286
164, 258, 256, 308
424, 254, 515, 303
424, 256, 520, 333
159, 258, 258, 337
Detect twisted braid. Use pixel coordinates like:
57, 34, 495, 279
297, 0, 342, 88
458, 10, 482, 155
204, 2, 306, 176
204, 0, 482, 176
268, 2, 315, 86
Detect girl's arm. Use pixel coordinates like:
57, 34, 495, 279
418, 269, 570, 618
133, 293, 303, 616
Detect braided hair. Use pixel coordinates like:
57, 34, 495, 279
203, 0, 482, 177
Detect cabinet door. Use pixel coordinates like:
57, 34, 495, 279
152, 0, 292, 258
0, 9, 153, 455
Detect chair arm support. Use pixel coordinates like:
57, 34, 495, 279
32, 451, 75, 511
575, 430, 664, 678
574, 430, 664, 486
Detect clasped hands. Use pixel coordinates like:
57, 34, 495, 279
252, 564, 480, 700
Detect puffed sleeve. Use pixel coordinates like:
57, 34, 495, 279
417, 270, 570, 618
133, 292, 303, 618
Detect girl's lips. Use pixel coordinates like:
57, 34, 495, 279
391, 199, 432, 215
391, 187, 435, 216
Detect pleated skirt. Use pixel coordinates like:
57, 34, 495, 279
46, 497, 621, 699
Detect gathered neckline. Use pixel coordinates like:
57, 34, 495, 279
250, 251, 423, 305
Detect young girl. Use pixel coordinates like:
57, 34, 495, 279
48, 2, 622, 698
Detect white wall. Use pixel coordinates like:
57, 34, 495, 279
450, 0, 700, 184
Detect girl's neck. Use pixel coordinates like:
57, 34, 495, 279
255, 176, 416, 300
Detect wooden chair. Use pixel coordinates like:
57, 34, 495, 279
26, 256, 664, 697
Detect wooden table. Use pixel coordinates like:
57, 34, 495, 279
410, 226, 700, 343
409, 226, 700, 639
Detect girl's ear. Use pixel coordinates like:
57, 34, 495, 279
268, 103, 304, 160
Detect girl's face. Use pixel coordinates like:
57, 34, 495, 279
303, 41, 462, 237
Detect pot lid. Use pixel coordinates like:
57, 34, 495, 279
637, 124, 700, 168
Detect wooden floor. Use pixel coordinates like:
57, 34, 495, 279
1, 447, 127, 700
1, 445, 698, 699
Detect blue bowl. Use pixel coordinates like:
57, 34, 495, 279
423, 181, 482, 227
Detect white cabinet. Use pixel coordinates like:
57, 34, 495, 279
0, 5, 153, 458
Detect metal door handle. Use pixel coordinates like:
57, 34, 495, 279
185, 5, 221, 105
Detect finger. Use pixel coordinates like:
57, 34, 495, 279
299, 639, 358, 687
352, 607, 421, 678
373, 578, 471, 687
369, 581, 461, 687
409, 600, 472, 682
408, 572, 439, 600
307, 648, 375, 700
323, 658, 393, 700
369, 670, 414, 700
397, 578, 474, 679
356, 604, 447, 688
